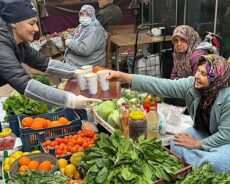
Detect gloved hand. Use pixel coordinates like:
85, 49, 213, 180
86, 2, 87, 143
74, 95, 101, 109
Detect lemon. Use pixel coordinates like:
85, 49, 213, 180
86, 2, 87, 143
4, 157, 10, 165
22, 152, 30, 156
4, 164, 10, 172
58, 158, 68, 169
9, 157, 16, 166
11, 151, 23, 159
64, 164, 76, 176
31, 150, 41, 154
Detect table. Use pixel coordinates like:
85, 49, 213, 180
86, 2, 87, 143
111, 33, 172, 70
64, 79, 121, 100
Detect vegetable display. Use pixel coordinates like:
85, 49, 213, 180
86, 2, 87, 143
79, 130, 184, 184
7, 170, 68, 184
177, 163, 230, 184
3, 91, 49, 122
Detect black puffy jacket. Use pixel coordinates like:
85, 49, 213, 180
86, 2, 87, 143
0, 17, 49, 94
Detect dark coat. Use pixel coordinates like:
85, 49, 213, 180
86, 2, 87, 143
96, 3, 123, 31
0, 17, 49, 93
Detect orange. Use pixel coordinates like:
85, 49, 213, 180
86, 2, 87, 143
48, 121, 62, 128
28, 160, 40, 171
21, 117, 34, 128
30, 121, 43, 130
58, 117, 69, 125
18, 165, 29, 174
38, 160, 52, 171
19, 156, 31, 166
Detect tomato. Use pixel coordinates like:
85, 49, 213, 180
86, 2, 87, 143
56, 149, 63, 155
76, 137, 83, 145
92, 66, 109, 73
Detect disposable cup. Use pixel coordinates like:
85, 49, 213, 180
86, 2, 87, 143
97, 70, 110, 91
84, 73, 97, 94
75, 69, 88, 90
81, 65, 93, 73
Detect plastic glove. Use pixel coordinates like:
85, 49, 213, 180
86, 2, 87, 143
74, 95, 101, 109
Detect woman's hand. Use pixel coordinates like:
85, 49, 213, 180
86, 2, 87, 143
174, 133, 202, 149
107, 71, 133, 84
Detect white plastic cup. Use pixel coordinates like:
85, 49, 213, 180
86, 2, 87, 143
81, 65, 93, 73
97, 70, 110, 91
75, 69, 88, 90
84, 73, 97, 94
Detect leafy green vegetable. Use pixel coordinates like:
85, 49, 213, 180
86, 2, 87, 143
107, 110, 120, 129
32, 75, 53, 86
2, 91, 57, 122
176, 163, 230, 184
7, 170, 69, 184
79, 130, 184, 184
96, 100, 115, 121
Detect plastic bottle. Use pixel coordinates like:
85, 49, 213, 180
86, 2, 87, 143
146, 106, 160, 139
121, 104, 130, 138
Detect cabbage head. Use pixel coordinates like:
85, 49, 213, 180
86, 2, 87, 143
96, 100, 115, 121
107, 110, 120, 129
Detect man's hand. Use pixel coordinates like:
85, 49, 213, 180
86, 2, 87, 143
174, 133, 202, 149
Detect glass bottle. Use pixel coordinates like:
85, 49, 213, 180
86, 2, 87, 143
146, 106, 160, 139
129, 111, 147, 140
121, 104, 130, 138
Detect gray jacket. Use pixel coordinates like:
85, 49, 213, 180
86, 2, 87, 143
65, 25, 106, 67
0, 17, 77, 108
132, 75, 230, 151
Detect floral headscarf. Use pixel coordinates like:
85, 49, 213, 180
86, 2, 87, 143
194, 54, 230, 133
172, 25, 201, 78
197, 54, 230, 108
73, 5, 106, 42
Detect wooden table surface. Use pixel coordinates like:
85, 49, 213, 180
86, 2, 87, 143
65, 79, 121, 100
111, 33, 172, 47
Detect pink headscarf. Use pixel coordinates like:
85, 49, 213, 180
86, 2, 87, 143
172, 25, 201, 78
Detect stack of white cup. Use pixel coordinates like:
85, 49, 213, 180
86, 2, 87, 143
76, 65, 110, 94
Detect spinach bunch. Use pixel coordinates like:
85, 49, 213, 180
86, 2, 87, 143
177, 163, 230, 184
3, 91, 48, 122
79, 130, 184, 184
32, 75, 54, 86
7, 170, 69, 184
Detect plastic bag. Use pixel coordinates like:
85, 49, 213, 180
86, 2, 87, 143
81, 120, 98, 133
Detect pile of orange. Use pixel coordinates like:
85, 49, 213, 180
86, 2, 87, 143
21, 116, 70, 129
18, 156, 55, 174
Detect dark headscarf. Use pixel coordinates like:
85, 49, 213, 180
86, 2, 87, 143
195, 54, 230, 133
172, 25, 201, 78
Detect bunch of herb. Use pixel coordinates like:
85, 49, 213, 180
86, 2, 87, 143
32, 75, 54, 86
79, 130, 184, 184
2, 91, 57, 122
176, 163, 230, 184
7, 170, 69, 184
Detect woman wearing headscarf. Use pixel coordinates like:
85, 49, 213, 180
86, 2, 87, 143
64, 5, 107, 67
0, 0, 100, 110
171, 25, 215, 79
107, 54, 230, 173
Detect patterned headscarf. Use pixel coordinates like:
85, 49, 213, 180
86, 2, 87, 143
172, 25, 201, 78
73, 5, 106, 42
196, 54, 230, 108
